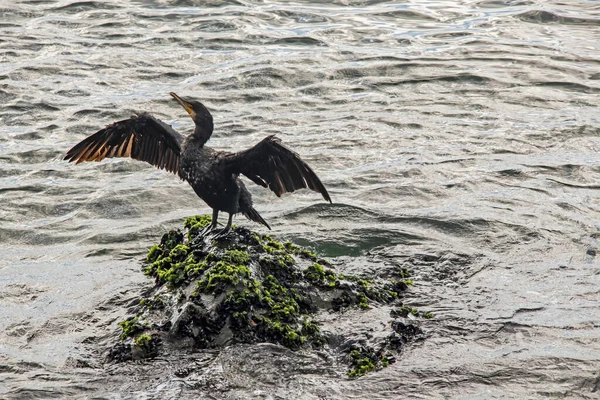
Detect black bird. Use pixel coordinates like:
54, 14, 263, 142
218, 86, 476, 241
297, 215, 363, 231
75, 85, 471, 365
65, 92, 331, 236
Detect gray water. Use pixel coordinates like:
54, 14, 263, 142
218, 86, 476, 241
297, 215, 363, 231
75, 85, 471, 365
1, 0, 600, 398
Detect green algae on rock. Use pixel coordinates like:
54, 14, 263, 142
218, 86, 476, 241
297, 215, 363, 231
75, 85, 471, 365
118, 316, 144, 340
111, 215, 428, 377
344, 320, 425, 377
392, 304, 435, 319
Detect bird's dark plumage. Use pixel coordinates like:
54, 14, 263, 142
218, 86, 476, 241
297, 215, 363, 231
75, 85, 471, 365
65, 92, 331, 234
223, 135, 331, 203
64, 113, 183, 174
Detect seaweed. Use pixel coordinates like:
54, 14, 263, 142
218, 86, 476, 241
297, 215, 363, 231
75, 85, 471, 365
118, 316, 143, 340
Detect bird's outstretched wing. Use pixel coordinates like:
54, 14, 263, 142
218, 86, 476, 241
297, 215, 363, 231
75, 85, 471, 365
64, 113, 183, 174
224, 135, 331, 203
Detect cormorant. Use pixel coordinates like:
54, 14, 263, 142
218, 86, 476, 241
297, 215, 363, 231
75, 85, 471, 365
64, 92, 331, 236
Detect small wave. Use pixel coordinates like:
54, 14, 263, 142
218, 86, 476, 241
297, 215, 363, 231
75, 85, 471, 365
533, 81, 600, 94
296, 227, 427, 257
374, 72, 497, 87
0, 185, 46, 195
515, 9, 600, 26
272, 10, 331, 24
426, 31, 473, 40
82, 231, 151, 245
546, 178, 600, 189
400, 216, 491, 236
101, 32, 145, 39
372, 9, 439, 21
53, 1, 122, 12
334, 68, 365, 79
0, 227, 83, 246
283, 202, 376, 221
203, 37, 246, 49
191, 20, 238, 32
171, 0, 245, 7
55, 89, 91, 97
474, 0, 536, 9
11, 131, 44, 141
497, 169, 524, 177
272, 36, 328, 47
1, 149, 65, 165
6, 101, 60, 113
69, 108, 126, 121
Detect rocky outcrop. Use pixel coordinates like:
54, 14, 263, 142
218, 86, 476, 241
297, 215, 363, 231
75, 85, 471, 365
108, 216, 429, 377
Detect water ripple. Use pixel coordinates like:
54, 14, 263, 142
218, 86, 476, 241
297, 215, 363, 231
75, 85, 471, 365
2, 0, 600, 398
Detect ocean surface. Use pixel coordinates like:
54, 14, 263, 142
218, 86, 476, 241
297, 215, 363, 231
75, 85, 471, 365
1, 0, 600, 398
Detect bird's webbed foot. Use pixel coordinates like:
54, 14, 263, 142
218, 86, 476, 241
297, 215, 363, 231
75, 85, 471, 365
199, 222, 217, 237
209, 213, 233, 240
209, 226, 232, 240
199, 209, 220, 237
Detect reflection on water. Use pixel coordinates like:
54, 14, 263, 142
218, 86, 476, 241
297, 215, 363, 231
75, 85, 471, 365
2, 0, 600, 398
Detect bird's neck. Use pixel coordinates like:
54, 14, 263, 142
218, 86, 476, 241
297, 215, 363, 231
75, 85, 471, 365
192, 125, 212, 146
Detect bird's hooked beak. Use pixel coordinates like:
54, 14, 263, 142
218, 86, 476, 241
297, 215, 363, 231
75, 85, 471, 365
170, 92, 196, 119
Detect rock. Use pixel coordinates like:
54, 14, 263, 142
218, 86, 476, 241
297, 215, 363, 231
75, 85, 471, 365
107, 215, 429, 377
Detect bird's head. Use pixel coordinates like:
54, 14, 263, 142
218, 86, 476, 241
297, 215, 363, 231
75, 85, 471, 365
170, 92, 213, 133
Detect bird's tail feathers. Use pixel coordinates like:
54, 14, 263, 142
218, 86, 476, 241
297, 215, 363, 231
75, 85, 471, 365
243, 207, 271, 230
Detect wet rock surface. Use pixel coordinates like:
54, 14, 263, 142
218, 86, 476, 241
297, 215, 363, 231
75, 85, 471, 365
106, 216, 429, 377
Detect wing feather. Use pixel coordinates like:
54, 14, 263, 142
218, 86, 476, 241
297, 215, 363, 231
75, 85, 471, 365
224, 135, 331, 203
125, 133, 134, 157
64, 112, 183, 174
